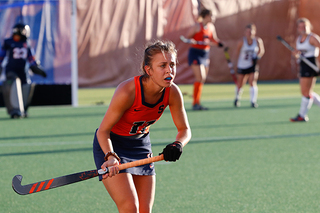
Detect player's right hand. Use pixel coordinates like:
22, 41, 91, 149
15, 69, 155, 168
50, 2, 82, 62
292, 50, 301, 59
101, 156, 120, 179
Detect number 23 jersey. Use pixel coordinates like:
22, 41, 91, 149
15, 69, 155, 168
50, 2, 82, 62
111, 75, 170, 136
2, 38, 34, 71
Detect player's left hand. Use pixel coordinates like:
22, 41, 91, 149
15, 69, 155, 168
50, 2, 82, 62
218, 41, 224, 48
161, 141, 183, 162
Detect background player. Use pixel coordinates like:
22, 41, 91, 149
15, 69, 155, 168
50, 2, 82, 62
184, 8, 223, 110
233, 23, 265, 108
290, 18, 320, 122
0, 23, 47, 118
93, 40, 191, 213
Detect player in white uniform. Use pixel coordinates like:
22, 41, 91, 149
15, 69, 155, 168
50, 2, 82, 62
233, 24, 265, 108
290, 18, 320, 122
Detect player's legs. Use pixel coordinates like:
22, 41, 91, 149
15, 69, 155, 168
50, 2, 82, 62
133, 175, 156, 213
205, 65, 209, 79
191, 64, 207, 110
299, 77, 315, 116
102, 173, 155, 213
2, 73, 25, 118
234, 74, 247, 107
291, 77, 314, 121
312, 91, 320, 106
300, 77, 315, 97
22, 83, 35, 117
248, 71, 259, 107
191, 64, 206, 83
102, 173, 139, 213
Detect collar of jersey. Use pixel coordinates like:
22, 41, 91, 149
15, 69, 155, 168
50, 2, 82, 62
139, 75, 165, 108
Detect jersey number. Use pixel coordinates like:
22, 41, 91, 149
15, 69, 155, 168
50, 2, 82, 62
13, 47, 27, 59
244, 50, 254, 60
130, 120, 156, 134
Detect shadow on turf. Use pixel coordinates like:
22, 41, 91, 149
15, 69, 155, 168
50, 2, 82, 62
0, 119, 289, 142
154, 120, 291, 132
2, 131, 320, 157
0, 132, 94, 141
0, 147, 92, 157
185, 103, 297, 112
0, 112, 105, 121
0, 101, 298, 120
0, 116, 301, 142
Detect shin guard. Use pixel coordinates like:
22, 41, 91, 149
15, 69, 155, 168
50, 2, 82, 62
2, 77, 25, 118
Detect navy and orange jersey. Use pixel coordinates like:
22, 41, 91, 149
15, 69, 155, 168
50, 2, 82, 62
111, 75, 170, 136
0, 38, 35, 71
191, 23, 214, 50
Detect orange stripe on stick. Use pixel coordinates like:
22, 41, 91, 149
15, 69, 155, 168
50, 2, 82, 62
45, 179, 54, 190
29, 183, 38, 194
36, 182, 45, 192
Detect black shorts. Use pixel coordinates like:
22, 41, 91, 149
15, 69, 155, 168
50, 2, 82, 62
5, 70, 27, 84
300, 57, 319, 77
93, 129, 155, 181
188, 47, 210, 67
237, 65, 257, 75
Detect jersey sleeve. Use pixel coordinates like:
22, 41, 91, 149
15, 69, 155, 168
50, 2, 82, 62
27, 47, 36, 64
0, 40, 7, 62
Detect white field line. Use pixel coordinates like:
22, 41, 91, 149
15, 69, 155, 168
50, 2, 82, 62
0, 96, 301, 111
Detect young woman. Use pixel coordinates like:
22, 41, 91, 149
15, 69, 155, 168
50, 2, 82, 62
93, 40, 191, 213
185, 9, 223, 110
233, 24, 265, 108
290, 18, 320, 122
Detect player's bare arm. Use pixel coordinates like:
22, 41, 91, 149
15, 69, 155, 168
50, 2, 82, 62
185, 23, 200, 44
209, 24, 221, 46
257, 37, 265, 58
168, 83, 191, 147
309, 34, 320, 49
97, 78, 135, 177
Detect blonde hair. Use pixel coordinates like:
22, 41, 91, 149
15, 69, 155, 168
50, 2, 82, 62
297, 17, 313, 33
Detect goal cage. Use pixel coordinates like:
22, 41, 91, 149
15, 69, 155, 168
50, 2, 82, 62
0, 0, 78, 106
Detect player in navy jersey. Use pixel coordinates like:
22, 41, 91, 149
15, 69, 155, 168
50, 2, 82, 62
93, 40, 191, 213
0, 23, 46, 118
290, 18, 320, 122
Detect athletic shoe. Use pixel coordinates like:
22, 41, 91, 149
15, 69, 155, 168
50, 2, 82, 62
192, 104, 208, 110
234, 99, 240, 107
251, 102, 258, 108
11, 113, 21, 119
290, 114, 309, 122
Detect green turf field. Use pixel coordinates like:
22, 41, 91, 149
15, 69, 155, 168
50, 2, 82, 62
1, 82, 320, 212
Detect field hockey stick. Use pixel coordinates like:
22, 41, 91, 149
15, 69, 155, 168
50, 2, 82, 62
223, 47, 237, 84
180, 35, 205, 45
276, 35, 319, 73
12, 154, 164, 195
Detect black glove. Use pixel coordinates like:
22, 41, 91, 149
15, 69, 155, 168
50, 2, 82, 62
161, 141, 183, 162
30, 64, 47, 78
